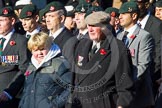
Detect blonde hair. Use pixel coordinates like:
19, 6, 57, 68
28, 32, 52, 52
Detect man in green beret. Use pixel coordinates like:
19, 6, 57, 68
117, 1, 155, 108
19, 4, 42, 39
44, 1, 74, 50
0, 6, 29, 108
74, 1, 92, 39
133, 0, 162, 101
105, 7, 122, 35
154, 0, 162, 20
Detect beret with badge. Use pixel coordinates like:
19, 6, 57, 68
75, 0, 92, 13
105, 7, 119, 17
130, 0, 149, 2
43, 1, 65, 15
84, 5, 103, 18
119, 1, 139, 14
0, 6, 14, 17
19, 4, 37, 19
154, 0, 162, 7
85, 11, 110, 26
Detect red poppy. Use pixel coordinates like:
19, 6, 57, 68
130, 35, 135, 39
26, 11, 32, 16
10, 40, 16, 46
2, 8, 9, 15
50, 6, 55, 11
99, 49, 107, 55
24, 70, 30, 76
86, 0, 90, 3
111, 12, 116, 17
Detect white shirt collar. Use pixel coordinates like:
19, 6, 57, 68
79, 29, 88, 35
49, 26, 65, 39
137, 12, 150, 29
125, 24, 138, 38
0, 29, 15, 50
26, 26, 41, 37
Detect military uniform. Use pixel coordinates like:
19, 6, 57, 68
0, 6, 29, 108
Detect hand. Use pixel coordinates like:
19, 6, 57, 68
0, 92, 9, 102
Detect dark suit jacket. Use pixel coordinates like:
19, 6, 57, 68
66, 37, 134, 108
53, 27, 74, 50
144, 15, 162, 80
0, 32, 29, 97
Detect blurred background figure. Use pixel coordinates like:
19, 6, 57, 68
154, 0, 162, 20
64, 5, 77, 35
13, 0, 32, 35
105, 7, 123, 36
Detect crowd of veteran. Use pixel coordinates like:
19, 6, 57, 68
0, 0, 162, 108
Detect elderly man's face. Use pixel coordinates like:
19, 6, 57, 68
0, 16, 15, 35
45, 11, 63, 34
87, 25, 103, 42
74, 12, 87, 30
155, 7, 162, 20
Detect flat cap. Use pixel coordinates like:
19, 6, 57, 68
0, 6, 14, 17
44, 1, 64, 14
154, 0, 162, 7
105, 7, 119, 17
119, 1, 139, 14
19, 4, 37, 19
85, 11, 110, 26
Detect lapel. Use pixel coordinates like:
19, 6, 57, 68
127, 26, 140, 47
76, 39, 111, 85
117, 31, 124, 40
144, 15, 153, 32
2, 33, 17, 55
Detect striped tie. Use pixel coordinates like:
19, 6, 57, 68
0, 38, 6, 55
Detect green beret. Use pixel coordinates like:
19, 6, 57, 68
75, 3, 91, 13
85, 6, 103, 18
155, 0, 162, 7
44, 1, 64, 14
85, 11, 110, 26
105, 7, 119, 17
0, 6, 14, 17
119, 1, 139, 14
39, 9, 45, 22
130, 0, 149, 2
19, 4, 37, 19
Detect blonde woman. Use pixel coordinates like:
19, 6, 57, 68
19, 32, 72, 108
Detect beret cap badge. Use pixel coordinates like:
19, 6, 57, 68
2, 8, 9, 15
50, 6, 55, 11
86, 0, 90, 3
111, 12, 116, 17
128, 7, 133, 12
81, 6, 85, 12
26, 11, 32, 16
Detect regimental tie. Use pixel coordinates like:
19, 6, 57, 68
89, 45, 97, 60
122, 31, 129, 47
0, 38, 6, 56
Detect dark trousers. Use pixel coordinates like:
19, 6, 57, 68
0, 98, 20, 108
